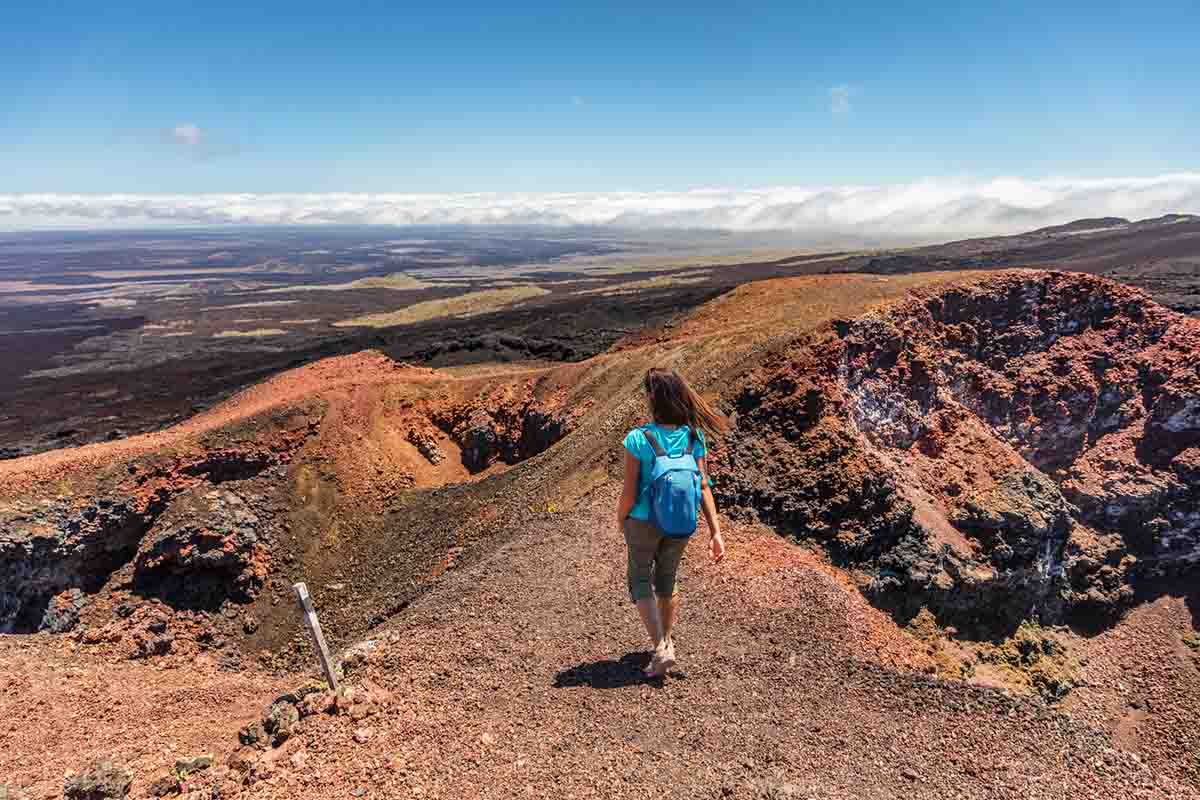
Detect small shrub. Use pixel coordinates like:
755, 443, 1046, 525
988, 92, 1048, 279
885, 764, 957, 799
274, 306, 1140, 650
978, 621, 1076, 702
906, 607, 941, 642
905, 607, 963, 677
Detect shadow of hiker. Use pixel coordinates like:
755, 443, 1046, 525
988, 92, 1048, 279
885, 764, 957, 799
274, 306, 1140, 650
553, 651, 673, 689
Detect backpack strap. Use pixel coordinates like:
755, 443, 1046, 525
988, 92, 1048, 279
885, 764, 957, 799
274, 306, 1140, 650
641, 427, 667, 457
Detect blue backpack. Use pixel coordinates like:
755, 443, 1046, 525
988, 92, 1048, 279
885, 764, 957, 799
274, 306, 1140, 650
641, 426, 703, 538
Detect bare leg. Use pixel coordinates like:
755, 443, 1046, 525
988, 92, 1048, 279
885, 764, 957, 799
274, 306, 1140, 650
657, 593, 678, 647
635, 597, 662, 649
635, 597, 671, 676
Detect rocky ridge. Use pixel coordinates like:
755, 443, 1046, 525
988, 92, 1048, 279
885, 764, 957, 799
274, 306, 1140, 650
2, 269, 1199, 797
0, 356, 580, 647
715, 271, 1200, 633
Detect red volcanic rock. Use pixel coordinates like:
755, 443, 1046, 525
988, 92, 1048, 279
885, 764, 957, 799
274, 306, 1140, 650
430, 382, 575, 473
716, 271, 1200, 632
0, 498, 162, 634
406, 425, 445, 464
133, 488, 268, 603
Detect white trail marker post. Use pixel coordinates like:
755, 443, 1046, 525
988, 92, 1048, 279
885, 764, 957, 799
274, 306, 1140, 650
293, 581, 340, 693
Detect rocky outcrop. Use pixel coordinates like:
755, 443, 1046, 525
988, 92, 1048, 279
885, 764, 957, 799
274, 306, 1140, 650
0, 482, 270, 633
456, 409, 505, 472
519, 409, 570, 459
41, 588, 88, 633
432, 389, 573, 473
406, 427, 445, 464
0, 497, 165, 633
64, 760, 131, 800
180, 450, 277, 483
409, 333, 583, 364
133, 488, 267, 607
715, 271, 1200, 633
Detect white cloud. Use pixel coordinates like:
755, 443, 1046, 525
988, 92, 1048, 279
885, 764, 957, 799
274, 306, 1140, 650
160, 122, 240, 159
1, 174, 1198, 242
829, 85, 852, 114
168, 122, 204, 148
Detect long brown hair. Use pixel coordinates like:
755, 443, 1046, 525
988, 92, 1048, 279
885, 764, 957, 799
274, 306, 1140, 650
643, 368, 729, 439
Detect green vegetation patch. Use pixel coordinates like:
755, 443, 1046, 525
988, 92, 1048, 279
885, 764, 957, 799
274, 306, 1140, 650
905, 607, 972, 679
213, 328, 288, 338
977, 621, 1077, 702
333, 286, 550, 328
262, 271, 458, 293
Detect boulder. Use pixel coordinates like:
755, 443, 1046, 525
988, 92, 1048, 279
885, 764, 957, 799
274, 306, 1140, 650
263, 700, 300, 746
63, 760, 132, 800
406, 427, 445, 464
298, 691, 337, 718
40, 588, 87, 634
173, 754, 213, 777
226, 747, 259, 774
238, 721, 266, 748
133, 488, 266, 603
145, 773, 179, 797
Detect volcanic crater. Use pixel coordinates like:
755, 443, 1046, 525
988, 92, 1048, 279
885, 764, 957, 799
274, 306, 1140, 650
3, 268, 1200, 798
0, 355, 582, 649
714, 271, 1200, 636
5, 270, 1197, 650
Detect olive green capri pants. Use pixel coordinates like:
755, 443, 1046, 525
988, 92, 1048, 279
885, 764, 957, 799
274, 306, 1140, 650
623, 517, 689, 602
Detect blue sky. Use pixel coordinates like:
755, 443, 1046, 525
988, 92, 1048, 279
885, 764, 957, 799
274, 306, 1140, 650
2, 0, 1198, 194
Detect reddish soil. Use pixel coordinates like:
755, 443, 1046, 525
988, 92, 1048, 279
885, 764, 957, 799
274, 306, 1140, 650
0, 636, 291, 798
4, 487, 1193, 799
1063, 588, 1200, 789
2, 269, 1199, 798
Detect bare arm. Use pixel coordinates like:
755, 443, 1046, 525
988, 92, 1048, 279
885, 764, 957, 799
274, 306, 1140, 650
696, 456, 726, 562
616, 449, 640, 531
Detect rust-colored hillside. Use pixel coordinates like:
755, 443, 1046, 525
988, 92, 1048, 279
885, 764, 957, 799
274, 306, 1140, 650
2, 270, 1198, 799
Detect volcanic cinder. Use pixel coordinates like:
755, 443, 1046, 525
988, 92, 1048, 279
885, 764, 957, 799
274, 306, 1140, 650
1, 268, 1199, 798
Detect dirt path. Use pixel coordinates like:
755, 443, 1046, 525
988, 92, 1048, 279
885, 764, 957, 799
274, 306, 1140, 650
227, 485, 1190, 800
1, 484, 1192, 799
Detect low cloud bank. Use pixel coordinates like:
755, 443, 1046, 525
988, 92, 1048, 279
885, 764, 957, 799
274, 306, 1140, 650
2, 174, 1198, 240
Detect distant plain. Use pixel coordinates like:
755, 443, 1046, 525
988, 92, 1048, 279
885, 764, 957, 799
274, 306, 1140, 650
2, 217, 1198, 458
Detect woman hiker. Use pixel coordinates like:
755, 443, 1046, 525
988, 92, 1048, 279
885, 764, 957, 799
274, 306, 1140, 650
617, 368, 728, 678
